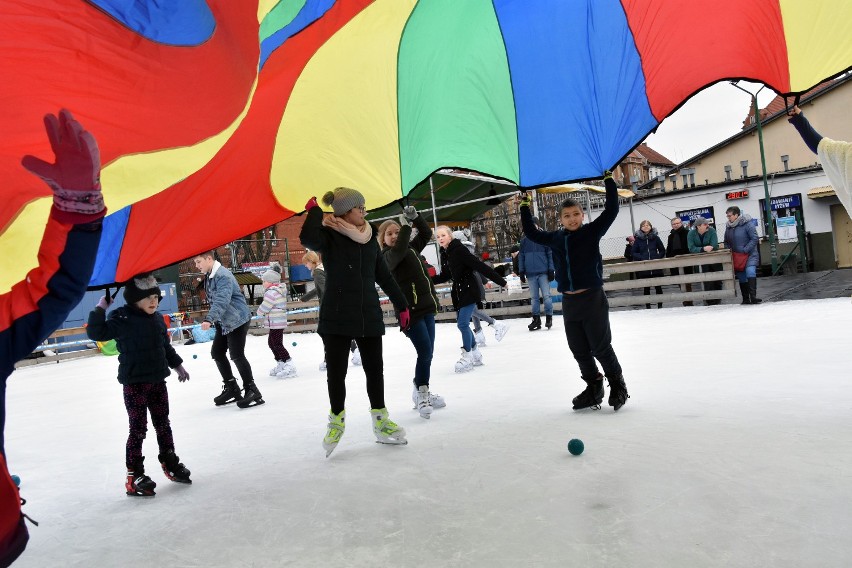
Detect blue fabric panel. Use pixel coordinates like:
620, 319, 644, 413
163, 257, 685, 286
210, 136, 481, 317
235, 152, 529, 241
86, 0, 215, 46
89, 206, 130, 287
493, 0, 657, 185
259, 0, 337, 69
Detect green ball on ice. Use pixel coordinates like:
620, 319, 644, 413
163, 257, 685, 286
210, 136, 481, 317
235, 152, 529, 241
192, 354, 198, 359
291, 342, 297, 347
10, 474, 20, 487
567, 439, 584, 455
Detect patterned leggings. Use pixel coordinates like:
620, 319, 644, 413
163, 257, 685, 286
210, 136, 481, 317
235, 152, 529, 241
123, 382, 174, 469
268, 329, 291, 361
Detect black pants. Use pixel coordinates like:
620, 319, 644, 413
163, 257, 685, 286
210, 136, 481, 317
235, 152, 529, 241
322, 334, 384, 415
211, 321, 254, 384
562, 288, 623, 380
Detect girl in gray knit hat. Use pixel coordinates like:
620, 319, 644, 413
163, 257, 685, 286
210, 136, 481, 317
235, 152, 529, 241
257, 264, 297, 378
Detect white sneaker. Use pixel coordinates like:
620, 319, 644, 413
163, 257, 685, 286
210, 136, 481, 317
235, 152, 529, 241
275, 360, 297, 378
471, 345, 483, 366
371, 408, 407, 445
493, 321, 510, 342
454, 349, 474, 373
474, 329, 487, 347
414, 385, 433, 419
269, 361, 284, 376
319, 360, 327, 371
351, 348, 362, 366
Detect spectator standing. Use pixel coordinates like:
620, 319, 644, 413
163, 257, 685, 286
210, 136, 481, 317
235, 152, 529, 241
518, 217, 556, 330
632, 220, 666, 309
723, 206, 762, 304
687, 217, 722, 306
666, 217, 694, 306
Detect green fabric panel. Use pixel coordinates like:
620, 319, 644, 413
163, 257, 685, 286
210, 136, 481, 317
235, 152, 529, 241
259, 0, 308, 43
397, 0, 519, 194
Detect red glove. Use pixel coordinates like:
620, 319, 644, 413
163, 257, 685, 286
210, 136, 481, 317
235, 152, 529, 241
398, 308, 411, 331
305, 196, 319, 211
22, 109, 105, 225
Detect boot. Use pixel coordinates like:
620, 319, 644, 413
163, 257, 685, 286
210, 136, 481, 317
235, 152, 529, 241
528, 315, 542, 331
414, 385, 433, 419
545, 314, 553, 329
470, 345, 484, 367
739, 282, 751, 304
126, 457, 156, 497
213, 379, 242, 406
454, 349, 474, 373
607, 374, 629, 411
371, 408, 407, 445
159, 450, 192, 484
323, 410, 345, 457
572, 373, 604, 410
748, 278, 762, 304
237, 380, 265, 408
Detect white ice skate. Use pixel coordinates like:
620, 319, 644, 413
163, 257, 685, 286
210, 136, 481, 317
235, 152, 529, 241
275, 360, 297, 378
474, 329, 487, 347
412, 386, 446, 411
319, 360, 327, 371
371, 408, 407, 445
471, 345, 484, 367
351, 348, 362, 366
323, 410, 345, 458
269, 361, 285, 376
413, 385, 433, 419
493, 321, 510, 342
454, 349, 474, 373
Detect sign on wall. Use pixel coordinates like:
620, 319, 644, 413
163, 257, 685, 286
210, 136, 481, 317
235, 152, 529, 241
675, 206, 716, 226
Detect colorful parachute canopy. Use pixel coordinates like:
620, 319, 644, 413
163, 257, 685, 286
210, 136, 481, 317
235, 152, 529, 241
2, 0, 852, 291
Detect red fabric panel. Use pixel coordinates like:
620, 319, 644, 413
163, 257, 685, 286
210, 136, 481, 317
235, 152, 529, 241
621, 0, 790, 120
114, 0, 374, 280
0, 0, 258, 230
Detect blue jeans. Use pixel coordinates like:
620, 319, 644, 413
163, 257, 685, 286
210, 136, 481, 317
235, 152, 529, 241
528, 273, 553, 316
456, 304, 476, 351
403, 314, 435, 387
735, 265, 757, 283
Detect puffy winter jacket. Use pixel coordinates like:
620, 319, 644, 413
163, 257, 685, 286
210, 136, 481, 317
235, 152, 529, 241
256, 284, 288, 329
519, 237, 554, 276
724, 214, 760, 269
632, 228, 666, 278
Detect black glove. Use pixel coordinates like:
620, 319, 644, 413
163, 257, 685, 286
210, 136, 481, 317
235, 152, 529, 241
547, 270, 555, 281
519, 272, 526, 284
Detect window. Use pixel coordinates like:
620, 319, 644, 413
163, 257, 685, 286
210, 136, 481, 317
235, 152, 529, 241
724, 165, 732, 181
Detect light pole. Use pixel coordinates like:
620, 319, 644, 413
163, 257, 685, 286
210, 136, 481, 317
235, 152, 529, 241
730, 82, 779, 274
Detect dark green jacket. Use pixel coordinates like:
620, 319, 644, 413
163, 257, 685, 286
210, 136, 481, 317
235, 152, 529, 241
380, 214, 439, 323
299, 207, 407, 337
87, 305, 182, 385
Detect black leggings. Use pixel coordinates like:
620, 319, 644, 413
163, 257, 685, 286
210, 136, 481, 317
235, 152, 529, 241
211, 321, 254, 384
561, 288, 623, 380
322, 334, 384, 415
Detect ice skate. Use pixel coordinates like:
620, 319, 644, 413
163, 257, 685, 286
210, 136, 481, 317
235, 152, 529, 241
323, 410, 345, 457
413, 385, 433, 419
454, 349, 474, 373
412, 386, 446, 410
545, 314, 553, 329
351, 348, 362, 366
269, 361, 285, 376
471, 345, 484, 367
572, 373, 604, 410
213, 379, 242, 406
606, 374, 629, 411
275, 359, 297, 378
159, 450, 192, 484
237, 380, 265, 408
319, 359, 327, 371
493, 320, 510, 342
528, 315, 542, 331
474, 329, 487, 348
126, 457, 156, 497
371, 408, 407, 445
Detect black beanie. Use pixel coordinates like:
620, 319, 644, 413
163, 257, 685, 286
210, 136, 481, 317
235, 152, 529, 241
123, 273, 161, 305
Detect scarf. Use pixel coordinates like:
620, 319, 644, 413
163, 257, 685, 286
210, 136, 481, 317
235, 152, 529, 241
322, 214, 373, 244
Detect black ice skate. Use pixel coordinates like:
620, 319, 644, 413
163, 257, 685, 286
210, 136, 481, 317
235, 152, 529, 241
214, 379, 243, 406
572, 373, 604, 410
159, 450, 192, 484
606, 374, 629, 411
126, 457, 156, 497
528, 315, 542, 331
545, 314, 553, 329
237, 380, 265, 408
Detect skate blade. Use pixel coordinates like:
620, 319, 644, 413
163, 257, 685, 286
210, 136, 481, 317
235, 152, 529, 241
237, 398, 266, 409
126, 490, 156, 497
166, 477, 193, 484
214, 398, 242, 407
375, 438, 408, 445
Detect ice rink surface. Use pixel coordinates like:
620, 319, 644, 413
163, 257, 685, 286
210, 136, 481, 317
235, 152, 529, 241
6, 298, 852, 567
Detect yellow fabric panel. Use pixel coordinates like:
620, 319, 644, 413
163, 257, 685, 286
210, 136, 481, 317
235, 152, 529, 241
98, 78, 259, 213
0, 197, 51, 293
271, 0, 416, 211
780, 1, 852, 90
258, 0, 278, 21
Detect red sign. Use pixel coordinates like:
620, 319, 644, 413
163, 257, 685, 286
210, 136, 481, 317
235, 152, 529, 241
726, 190, 749, 200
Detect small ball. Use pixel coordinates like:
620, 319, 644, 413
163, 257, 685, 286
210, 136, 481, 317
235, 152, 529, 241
291, 342, 297, 347
192, 354, 198, 359
10, 474, 20, 487
567, 439, 584, 456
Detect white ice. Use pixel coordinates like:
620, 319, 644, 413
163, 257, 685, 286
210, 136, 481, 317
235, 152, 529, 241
6, 298, 852, 567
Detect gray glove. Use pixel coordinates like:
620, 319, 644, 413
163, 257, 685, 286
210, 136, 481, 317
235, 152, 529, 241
403, 206, 418, 220
176, 365, 190, 382
397, 214, 410, 227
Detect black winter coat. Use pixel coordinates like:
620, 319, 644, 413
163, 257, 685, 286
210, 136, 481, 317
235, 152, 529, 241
86, 305, 182, 385
632, 228, 666, 278
433, 239, 507, 309
380, 214, 439, 323
299, 207, 407, 337
666, 226, 690, 258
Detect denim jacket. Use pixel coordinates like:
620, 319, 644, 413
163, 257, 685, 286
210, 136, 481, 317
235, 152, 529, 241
204, 262, 251, 335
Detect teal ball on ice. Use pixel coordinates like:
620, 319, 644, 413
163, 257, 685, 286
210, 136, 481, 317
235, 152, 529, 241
10, 474, 20, 487
292, 342, 297, 347
567, 439, 584, 456
192, 354, 198, 359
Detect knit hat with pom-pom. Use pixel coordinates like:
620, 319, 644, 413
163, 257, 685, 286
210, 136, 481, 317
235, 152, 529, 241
262, 264, 281, 283
321, 187, 366, 217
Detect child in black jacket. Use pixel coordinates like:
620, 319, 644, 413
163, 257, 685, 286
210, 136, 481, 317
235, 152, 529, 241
87, 274, 192, 496
519, 172, 629, 411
